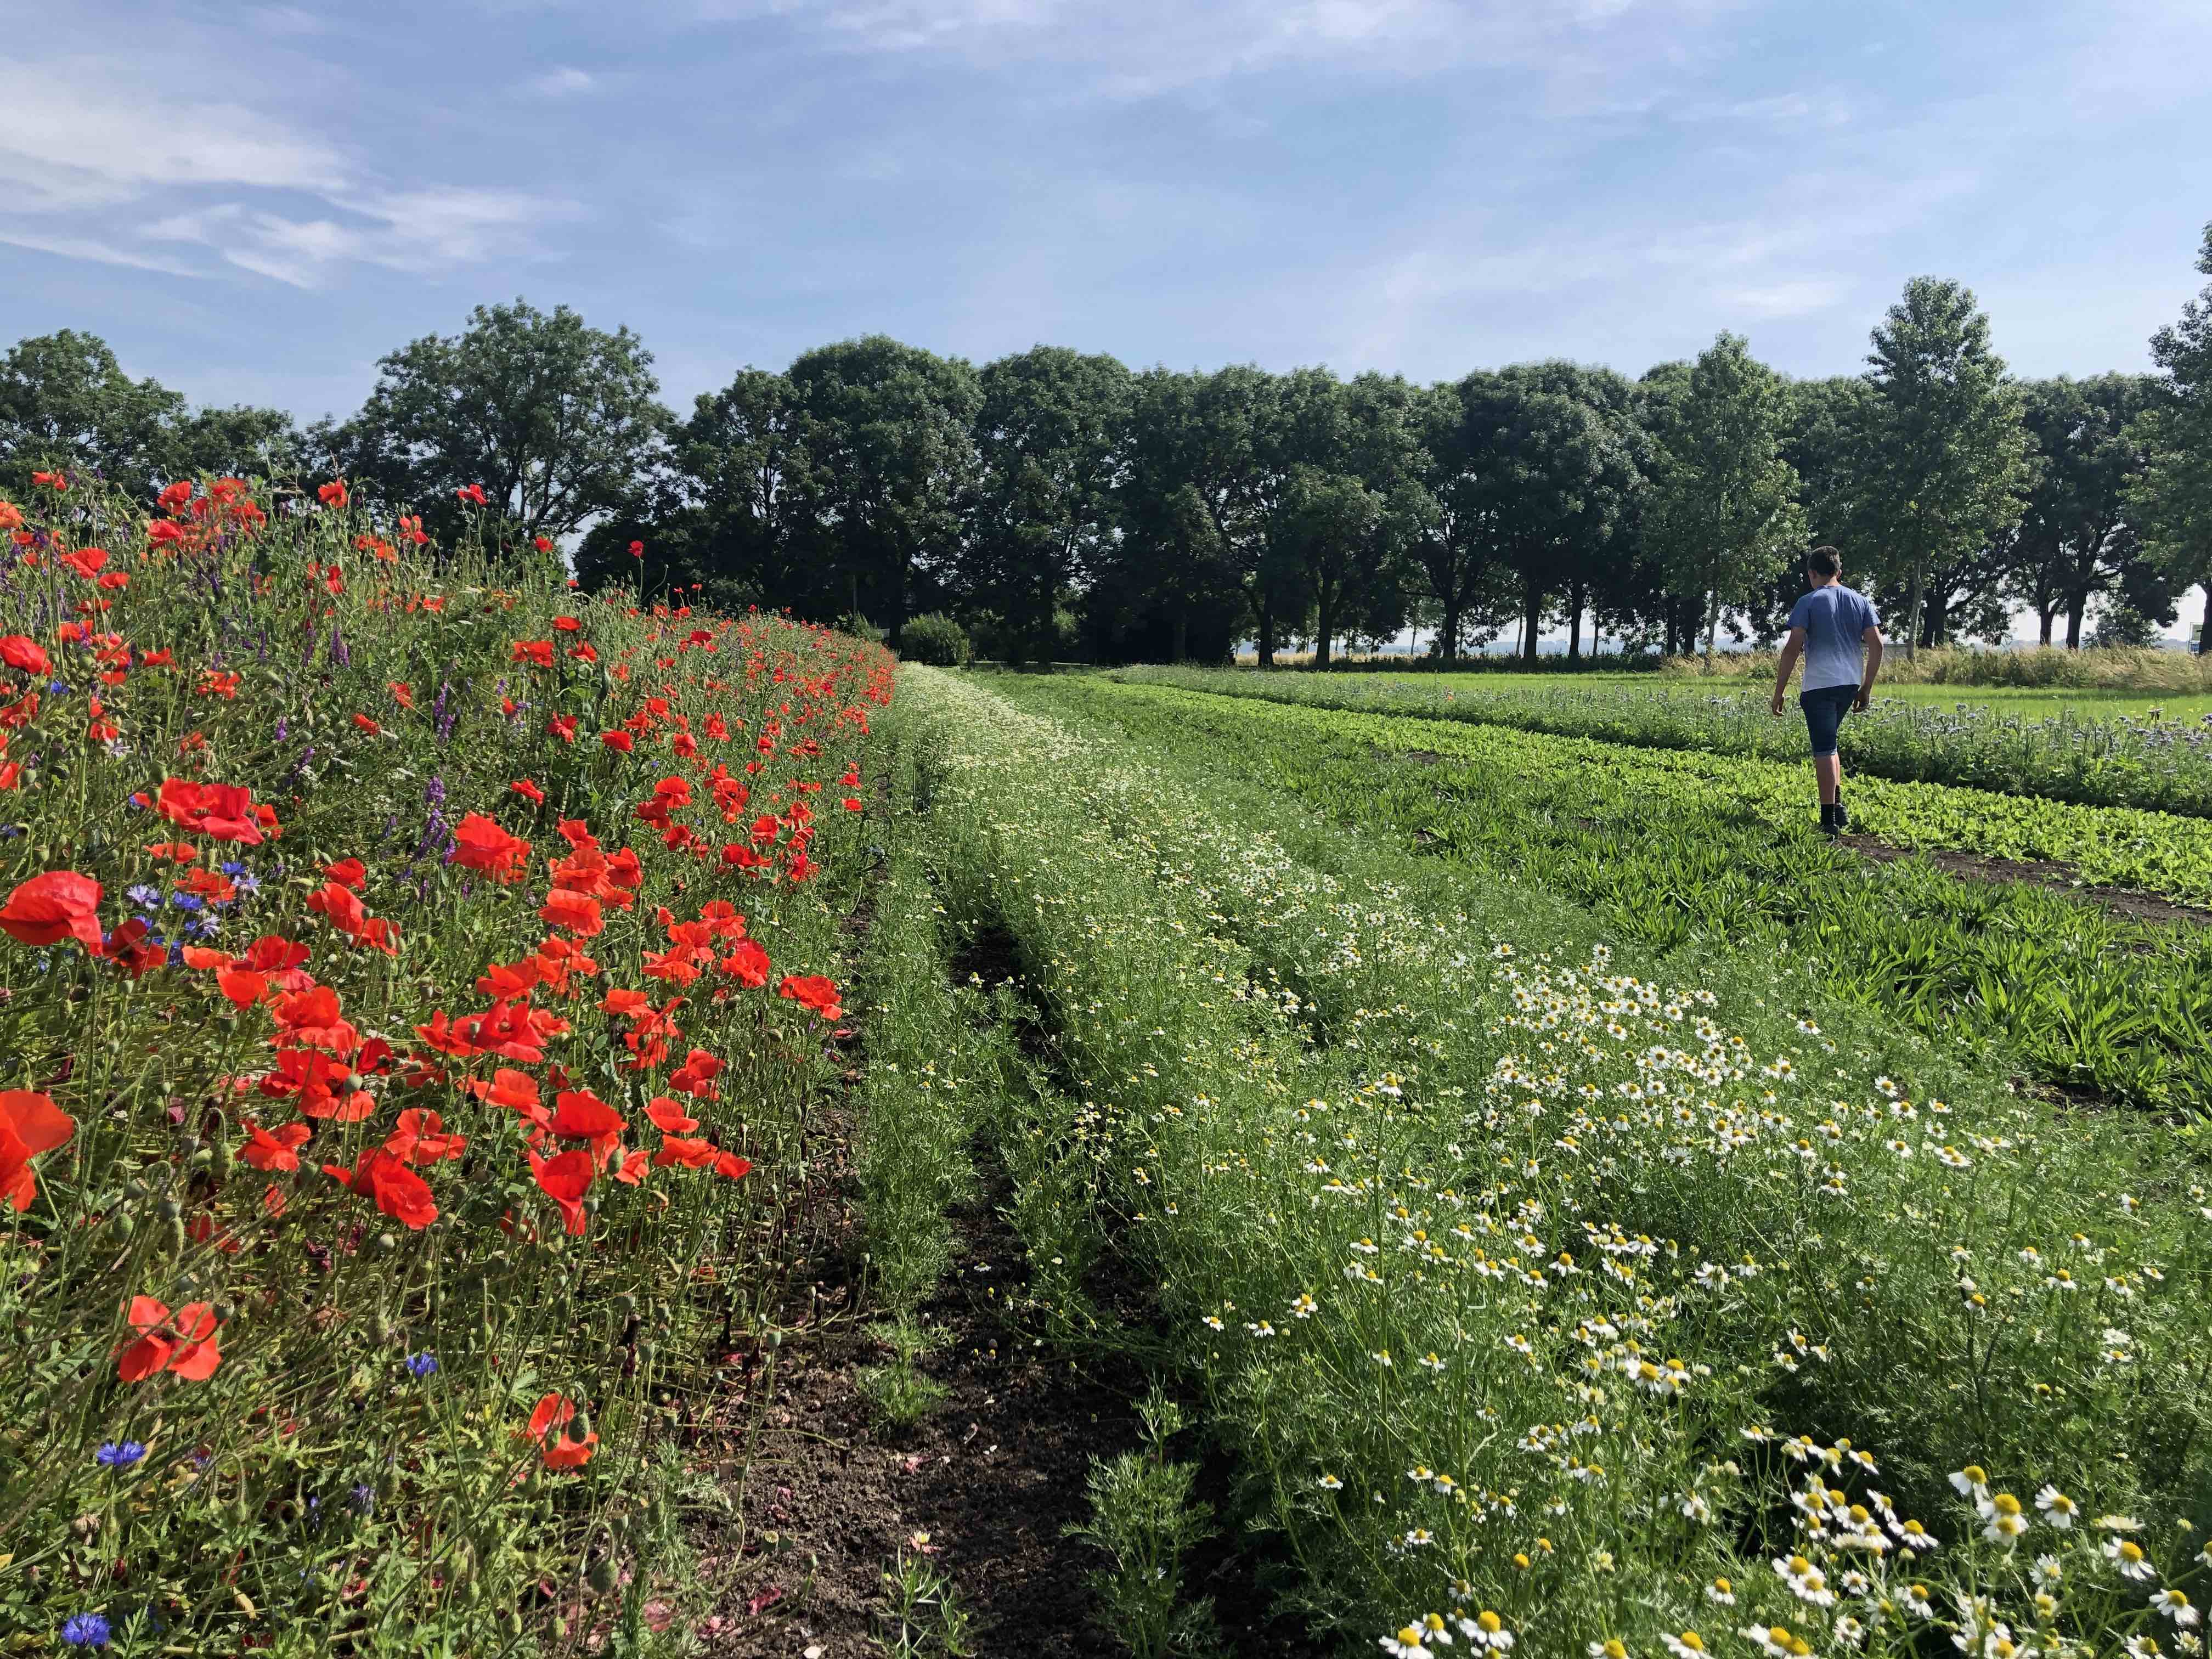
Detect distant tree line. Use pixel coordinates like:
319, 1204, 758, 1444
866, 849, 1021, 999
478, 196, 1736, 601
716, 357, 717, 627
8, 234, 2212, 662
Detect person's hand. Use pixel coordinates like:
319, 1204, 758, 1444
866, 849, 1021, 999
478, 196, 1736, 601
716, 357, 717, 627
1769, 691, 1785, 718
1853, 687, 1871, 713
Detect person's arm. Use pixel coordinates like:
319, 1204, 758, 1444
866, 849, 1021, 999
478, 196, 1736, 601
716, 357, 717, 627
1853, 625, 1884, 712
1770, 628, 1806, 715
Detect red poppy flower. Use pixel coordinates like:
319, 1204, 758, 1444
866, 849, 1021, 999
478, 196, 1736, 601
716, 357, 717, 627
63, 545, 109, 579
715, 1151, 753, 1180
669, 1048, 723, 1099
644, 1096, 698, 1134
552, 616, 582, 633
385, 1108, 467, 1166
0, 635, 49, 676
0, 871, 103, 950
510, 778, 545, 804
550, 1089, 624, 1140
719, 939, 771, 988
156, 777, 269, 845
450, 813, 532, 881
323, 1147, 438, 1229
548, 714, 578, 743
512, 639, 555, 668
456, 483, 488, 505
115, 1296, 222, 1383
0, 1090, 73, 1211
239, 1118, 312, 1172
528, 1147, 594, 1234
777, 974, 844, 1023
601, 730, 634, 754
540, 887, 605, 938
652, 1134, 719, 1169
318, 479, 349, 507
353, 713, 382, 736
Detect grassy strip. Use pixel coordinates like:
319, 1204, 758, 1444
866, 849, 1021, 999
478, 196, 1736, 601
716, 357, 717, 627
1010, 675, 2212, 1115
1118, 663, 2212, 822
906, 664, 2212, 1659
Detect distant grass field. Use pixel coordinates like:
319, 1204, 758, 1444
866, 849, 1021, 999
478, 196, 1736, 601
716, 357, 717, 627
1387, 671, 2212, 725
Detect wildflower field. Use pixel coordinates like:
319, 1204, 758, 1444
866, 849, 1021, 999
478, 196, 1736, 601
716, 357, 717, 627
0, 475, 888, 1651
2, 474, 2208, 1659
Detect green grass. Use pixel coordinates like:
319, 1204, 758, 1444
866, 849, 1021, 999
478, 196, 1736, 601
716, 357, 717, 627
1390, 672, 2212, 725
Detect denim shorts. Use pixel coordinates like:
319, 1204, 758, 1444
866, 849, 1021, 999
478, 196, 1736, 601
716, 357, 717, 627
1800, 684, 1857, 758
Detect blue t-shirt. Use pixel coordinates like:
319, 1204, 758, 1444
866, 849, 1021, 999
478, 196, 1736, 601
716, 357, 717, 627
1788, 584, 1880, 692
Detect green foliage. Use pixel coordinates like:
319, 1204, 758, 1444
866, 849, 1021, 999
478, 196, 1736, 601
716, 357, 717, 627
904, 663, 2212, 1658
899, 611, 972, 667
1122, 662, 2212, 819
1040, 674, 2212, 1109
1642, 332, 1806, 654
1065, 1389, 1221, 1659
1857, 277, 2030, 654
325, 297, 669, 544
878, 1539, 978, 1657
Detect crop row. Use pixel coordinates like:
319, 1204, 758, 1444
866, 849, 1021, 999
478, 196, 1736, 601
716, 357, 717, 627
903, 665, 2212, 1659
0, 476, 891, 1652
998, 676, 2212, 1115
1122, 664, 2212, 819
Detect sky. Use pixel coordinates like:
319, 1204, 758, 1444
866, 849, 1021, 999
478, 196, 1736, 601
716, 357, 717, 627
2, 0, 2208, 637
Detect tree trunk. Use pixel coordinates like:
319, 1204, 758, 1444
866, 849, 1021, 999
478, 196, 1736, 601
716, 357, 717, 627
2038, 607, 2056, 647
1255, 591, 1274, 668
2066, 595, 2086, 650
1703, 589, 1720, 659
1441, 595, 1463, 664
1314, 580, 1335, 669
1900, 562, 1925, 663
1170, 611, 1189, 663
1522, 574, 1542, 663
1567, 582, 1585, 661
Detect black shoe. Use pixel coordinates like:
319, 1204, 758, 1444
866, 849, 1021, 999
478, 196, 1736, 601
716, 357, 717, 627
1833, 799, 1849, 832
1819, 803, 1840, 834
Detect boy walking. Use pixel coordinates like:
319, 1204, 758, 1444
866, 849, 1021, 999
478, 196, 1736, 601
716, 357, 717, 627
1769, 546, 1884, 833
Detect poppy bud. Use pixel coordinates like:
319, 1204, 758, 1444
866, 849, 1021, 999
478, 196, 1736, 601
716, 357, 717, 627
373, 1232, 398, 1256
188, 1147, 213, 1169
178, 1133, 202, 1156
571, 1409, 594, 1439
107, 1211, 134, 1242
211, 1140, 234, 1180
215, 1300, 238, 1322
166, 1217, 187, 1252
586, 1558, 618, 1594
157, 1197, 182, 1222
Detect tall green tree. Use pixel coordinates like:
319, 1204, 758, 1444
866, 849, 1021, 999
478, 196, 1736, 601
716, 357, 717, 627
2128, 223, 2212, 653
2005, 375, 2156, 647
1102, 369, 1247, 662
965, 346, 1131, 660
328, 299, 669, 545
1641, 334, 1805, 657
782, 335, 981, 637
1454, 364, 1643, 662
0, 330, 183, 493
1855, 277, 2027, 657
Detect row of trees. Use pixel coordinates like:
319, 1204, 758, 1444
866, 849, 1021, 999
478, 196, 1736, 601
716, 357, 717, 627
7, 240, 2211, 661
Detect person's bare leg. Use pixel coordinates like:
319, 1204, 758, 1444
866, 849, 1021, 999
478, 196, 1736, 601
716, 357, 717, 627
1815, 754, 1841, 806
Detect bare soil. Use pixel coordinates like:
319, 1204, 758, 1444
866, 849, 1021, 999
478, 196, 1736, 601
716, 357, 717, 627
1839, 834, 2211, 927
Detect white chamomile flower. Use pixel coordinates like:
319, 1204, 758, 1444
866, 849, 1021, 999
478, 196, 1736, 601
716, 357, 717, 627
2034, 1487, 2076, 1529
2152, 1590, 2199, 1629
2106, 1536, 2157, 1581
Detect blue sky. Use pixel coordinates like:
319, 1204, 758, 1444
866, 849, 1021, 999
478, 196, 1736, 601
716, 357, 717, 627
3, 0, 2210, 637
4, 0, 2207, 423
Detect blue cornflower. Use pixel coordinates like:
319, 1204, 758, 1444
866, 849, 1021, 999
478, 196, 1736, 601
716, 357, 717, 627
349, 1483, 375, 1514
219, 860, 245, 876
125, 884, 160, 908
95, 1440, 146, 1469
60, 1612, 110, 1647
47, 681, 69, 697
168, 891, 204, 911
190, 914, 221, 938
404, 1351, 438, 1378
163, 943, 184, 968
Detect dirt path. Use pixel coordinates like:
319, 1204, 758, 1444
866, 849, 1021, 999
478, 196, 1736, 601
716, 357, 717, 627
1838, 833, 2211, 927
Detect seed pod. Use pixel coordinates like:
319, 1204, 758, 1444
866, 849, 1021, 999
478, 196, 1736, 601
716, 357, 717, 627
156, 1197, 182, 1222
571, 1410, 594, 1440
585, 1558, 618, 1594
210, 1139, 235, 1180
106, 1212, 135, 1243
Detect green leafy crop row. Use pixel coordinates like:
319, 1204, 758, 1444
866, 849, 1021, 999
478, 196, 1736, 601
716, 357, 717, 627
1120, 665, 2212, 820
995, 677, 2212, 1115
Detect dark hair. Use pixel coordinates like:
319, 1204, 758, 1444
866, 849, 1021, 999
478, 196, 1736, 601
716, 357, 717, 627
1805, 546, 1842, 579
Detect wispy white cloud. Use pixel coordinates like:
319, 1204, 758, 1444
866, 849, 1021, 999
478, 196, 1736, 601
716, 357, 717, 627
145, 189, 582, 289
527, 66, 597, 97
0, 66, 579, 286
708, 0, 1748, 100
